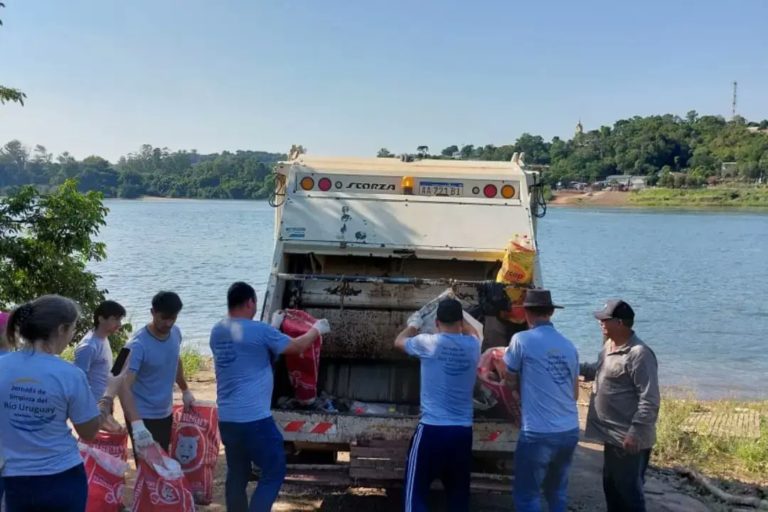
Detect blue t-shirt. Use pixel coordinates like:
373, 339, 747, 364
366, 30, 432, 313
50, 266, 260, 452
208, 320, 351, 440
127, 325, 182, 419
405, 333, 481, 427
504, 322, 579, 434
0, 351, 99, 476
73, 332, 113, 402
209, 318, 290, 423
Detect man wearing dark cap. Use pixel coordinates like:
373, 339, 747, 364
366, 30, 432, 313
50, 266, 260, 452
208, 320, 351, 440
581, 299, 660, 512
394, 298, 481, 512
502, 289, 580, 512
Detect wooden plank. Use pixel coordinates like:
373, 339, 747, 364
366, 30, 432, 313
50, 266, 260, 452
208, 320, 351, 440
351, 446, 409, 459
681, 410, 761, 439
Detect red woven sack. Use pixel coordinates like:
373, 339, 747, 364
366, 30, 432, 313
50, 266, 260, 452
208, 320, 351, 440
132, 443, 196, 512
281, 309, 322, 405
477, 347, 521, 425
170, 402, 220, 505
82, 431, 129, 462
79, 443, 129, 512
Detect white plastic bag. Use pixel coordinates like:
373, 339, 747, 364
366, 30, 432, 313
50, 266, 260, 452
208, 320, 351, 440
411, 288, 484, 341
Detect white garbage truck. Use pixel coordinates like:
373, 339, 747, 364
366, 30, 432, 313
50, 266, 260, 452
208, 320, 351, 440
262, 153, 546, 488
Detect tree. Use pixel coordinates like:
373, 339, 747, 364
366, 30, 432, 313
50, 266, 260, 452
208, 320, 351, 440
441, 145, 459, 157
460, 145, 474, 159
0, 180, 109, 339
0, 4, 26, 106
377, 147, 394, 158
416, 145, 429, 158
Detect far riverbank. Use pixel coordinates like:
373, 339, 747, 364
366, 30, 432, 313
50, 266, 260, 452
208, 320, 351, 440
551, 186, 768, 209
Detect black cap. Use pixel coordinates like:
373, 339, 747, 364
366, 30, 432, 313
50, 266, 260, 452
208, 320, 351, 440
594, 299, 635, 321
436, 298, 463, 323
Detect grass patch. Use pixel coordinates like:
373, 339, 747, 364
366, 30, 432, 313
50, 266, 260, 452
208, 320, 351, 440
180, 347, 204, 379
654, 397, 768, 484
630, 186, 768, 208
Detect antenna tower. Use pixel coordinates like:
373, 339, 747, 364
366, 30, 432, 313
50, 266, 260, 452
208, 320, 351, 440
732, 81, 738, 119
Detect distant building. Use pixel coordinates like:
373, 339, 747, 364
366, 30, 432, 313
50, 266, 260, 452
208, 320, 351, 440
601, 175, 647, 190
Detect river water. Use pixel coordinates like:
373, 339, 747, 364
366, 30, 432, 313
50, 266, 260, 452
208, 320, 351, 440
91, 199, 768, 399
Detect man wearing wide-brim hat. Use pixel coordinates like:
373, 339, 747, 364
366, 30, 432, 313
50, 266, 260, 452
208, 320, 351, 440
502, 289, 580, 512
580, 299, 659, 512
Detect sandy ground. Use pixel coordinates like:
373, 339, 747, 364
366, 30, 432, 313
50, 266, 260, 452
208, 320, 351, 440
109, 370, 721, 511
549, 190, 632, 207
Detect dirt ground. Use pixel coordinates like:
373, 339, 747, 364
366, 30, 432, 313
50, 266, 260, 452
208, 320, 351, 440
549, 190, 631, 207
112, 370, 721, 511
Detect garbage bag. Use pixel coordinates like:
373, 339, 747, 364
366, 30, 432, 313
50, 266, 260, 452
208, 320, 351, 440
170, 402, 220, 505
132, 443, 195, 512
79, 442, 129, 512
476, 347, 520, 425
81, 431, 129, 462
496, 234, 536, 285
412, 288, 484, 341
280, 309, 322, 405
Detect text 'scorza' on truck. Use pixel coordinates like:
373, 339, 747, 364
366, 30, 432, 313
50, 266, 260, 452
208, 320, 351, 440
262, 153, 546, 489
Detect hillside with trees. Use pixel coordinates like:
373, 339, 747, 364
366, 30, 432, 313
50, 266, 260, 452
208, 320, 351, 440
381, 112, 768, 188
0, 142, 285, 199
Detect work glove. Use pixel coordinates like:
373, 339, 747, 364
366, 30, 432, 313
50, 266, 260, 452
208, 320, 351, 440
407, 312, 423, 330
312, 319, 331, 335
271, 311, 285, 329
182, 389, 196, 411
131, 420, 155, 449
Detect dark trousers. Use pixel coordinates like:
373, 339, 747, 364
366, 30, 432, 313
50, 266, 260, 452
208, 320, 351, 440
126, 414, 173, 460
514, 429, 580, 512
403, 423, 473, 512
603, 443, 651, 512
3, 463, 87, 512
219, 417, 287, 512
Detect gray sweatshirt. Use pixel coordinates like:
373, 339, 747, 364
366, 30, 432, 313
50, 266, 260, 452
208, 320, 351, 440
580, 333, 660, 450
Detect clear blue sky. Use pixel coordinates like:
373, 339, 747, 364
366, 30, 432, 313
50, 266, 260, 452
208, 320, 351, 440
1, 0, 767, 161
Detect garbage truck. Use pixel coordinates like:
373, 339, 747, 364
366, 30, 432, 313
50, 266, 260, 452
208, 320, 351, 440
262, 152, 546, 488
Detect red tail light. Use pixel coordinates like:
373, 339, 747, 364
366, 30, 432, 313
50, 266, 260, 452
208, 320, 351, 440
318, 178, 332, 191
483, 184, 498, 198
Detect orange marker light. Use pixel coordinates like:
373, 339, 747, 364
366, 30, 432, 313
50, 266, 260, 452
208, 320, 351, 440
300, 177, 315, 190
501, 185, 516, 199
401, 176, 415, 195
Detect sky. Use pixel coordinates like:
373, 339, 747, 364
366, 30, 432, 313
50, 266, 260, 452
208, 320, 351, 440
1, 0, 767, 161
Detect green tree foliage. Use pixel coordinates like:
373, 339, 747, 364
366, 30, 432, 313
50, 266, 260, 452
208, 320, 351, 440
0, 3, 26, 106
377, 147, 394, 158
0, 143, 285, 199
430, 113, 768, 186
0, 180, 109, 339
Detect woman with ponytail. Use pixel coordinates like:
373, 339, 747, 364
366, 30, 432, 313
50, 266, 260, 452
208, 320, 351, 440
0, 295, 122, 512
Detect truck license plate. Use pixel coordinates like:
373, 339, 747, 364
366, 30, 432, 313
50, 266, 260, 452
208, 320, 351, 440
418, 182, 463, 197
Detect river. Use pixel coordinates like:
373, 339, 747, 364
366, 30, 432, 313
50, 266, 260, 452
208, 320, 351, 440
90, 199, 768, 399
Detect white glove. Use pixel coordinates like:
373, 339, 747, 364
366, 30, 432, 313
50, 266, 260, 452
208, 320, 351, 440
131, 420, 155, 449
182, 389, 196, 410
407, 312, 423, 330
312, 319, 331, 335
103, 373, 123, 400
271, 311, 285, 329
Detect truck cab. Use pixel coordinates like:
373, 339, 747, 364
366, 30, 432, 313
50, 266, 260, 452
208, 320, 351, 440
262, 153, 544, 483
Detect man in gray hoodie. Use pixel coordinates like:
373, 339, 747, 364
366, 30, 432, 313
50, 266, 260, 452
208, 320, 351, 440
581, 299, 660, 512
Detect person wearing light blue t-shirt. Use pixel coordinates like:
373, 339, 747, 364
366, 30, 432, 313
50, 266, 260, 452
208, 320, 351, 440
395, 298, 481, 512
0, 295, 121, 512
210, 282, 329, 512
502, 289, 580, 512
73, 300, 126, 403
120, 291, 195, 460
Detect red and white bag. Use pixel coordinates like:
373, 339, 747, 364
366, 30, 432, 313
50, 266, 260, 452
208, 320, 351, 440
170, 402, 220, 505
281, 309, 322, 405
81, 431, 129, 462
79, 442, 129, 512
477, 347, 520, 425
132, 443, 195, 512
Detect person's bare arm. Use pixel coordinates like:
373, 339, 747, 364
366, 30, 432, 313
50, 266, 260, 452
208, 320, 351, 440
395, 326, 419, 352
175, 358, 188, 392
73, 417, 101, 441
117, 372, 141, 423
282, 328, 321, 355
